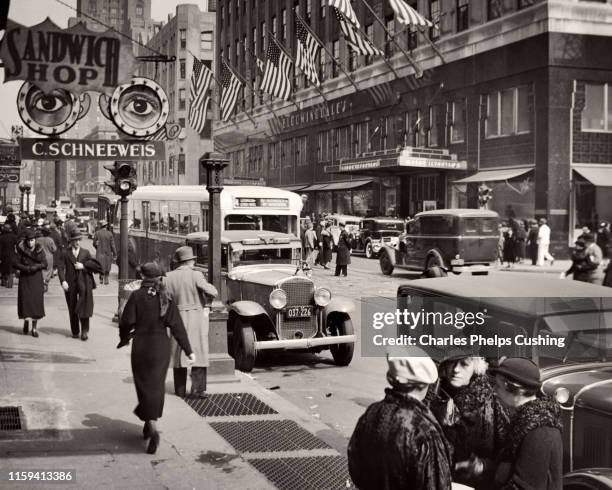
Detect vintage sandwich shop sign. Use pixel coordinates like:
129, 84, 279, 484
0, 18, 135, 94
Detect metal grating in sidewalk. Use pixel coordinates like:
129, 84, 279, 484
0, 406, 22, 430
184, 393, 277, 417
249, 456, 352, 490
210, 420, 331, 453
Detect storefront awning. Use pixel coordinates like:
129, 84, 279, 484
301, 179, 373, 192
277, 184, 307, 191
573, 164, 612, 186
453, 167, 533, 184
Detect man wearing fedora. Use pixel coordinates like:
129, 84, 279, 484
163, 246, 218, 398
348, 349, 452, 489
58, 229, 98, 340
93, 220, 116, 285
469, 358, 563, 489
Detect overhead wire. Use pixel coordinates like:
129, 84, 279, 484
52, 0, 168, 58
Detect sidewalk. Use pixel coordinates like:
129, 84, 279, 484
0, 273, 351, 489
494, 259, 571, 274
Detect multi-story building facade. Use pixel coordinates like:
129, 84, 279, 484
137, 4, 216, 187
214, 0, 612, 256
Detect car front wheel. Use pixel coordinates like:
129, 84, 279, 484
233, 318, 256, 372
329, 316, 354, 366
365, 242, 374, 259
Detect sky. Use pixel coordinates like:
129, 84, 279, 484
0, 0, 207, 138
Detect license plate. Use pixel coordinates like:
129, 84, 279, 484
285, 305, 312, 319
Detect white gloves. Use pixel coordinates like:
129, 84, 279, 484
61, 281, 69, 291
187, 353, 196, 364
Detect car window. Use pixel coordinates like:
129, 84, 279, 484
230, 246, 294, 267
463, 217, 497, 234
420, 216, 455, 235
406, 219, 420, 234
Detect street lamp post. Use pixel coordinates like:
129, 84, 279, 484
18, 181, 31, 215
200, 152, 236, 381
24, 181, 32, 215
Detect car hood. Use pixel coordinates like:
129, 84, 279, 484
542, 364, 612, 413
227, 264, 304, 286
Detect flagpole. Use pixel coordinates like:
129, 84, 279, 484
355, 0, 423, 79
295, 11, 359, 93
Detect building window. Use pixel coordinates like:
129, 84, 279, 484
487, 0, 502, 20
201, 31, 213, 51
272, 15, 277, 36
457, 0, 469, 32
429, 0, 440, 40
296, 136, 307, 166
428, 106, 438, 147
269, 142, 278, 169
253, 27, 257, 54
332, 39, 340, 78
407, 26, 418, 50
581, 83, 612, 132
336, 125, 352, 158
180, 58, 186, 79
261, 22, 266, 53
281, 9, 287, 40
385, 17, 395, 58
486, 86, 531, 137
450, 99, 466, 143
179, 88, 186, 110
235, 39, 240, 63
348, 49, 358, 71
180, 29, 186, 49
518, 0, 536, 9
319, 50, 326, 82
365, 24, 375, 65
179, 117, 185, 128
321, 2, 326, 19
136, 2, 143, 16
282, 140, 292, 167
306, 0, 312, 22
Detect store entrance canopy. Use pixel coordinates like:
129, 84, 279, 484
453, 167, 533, 183
573, 165, 612, 186
301, 179, 372, 191
277, 184, 307, 192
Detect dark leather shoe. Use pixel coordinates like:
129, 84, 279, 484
31, 329, 39, 338
191, 391, 209, 399
81, 333, 88, 341
23, 323, 29, 335
146, 431, 160, 454
72, 334, 80, 339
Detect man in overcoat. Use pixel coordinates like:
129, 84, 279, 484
164, 246, 218, 397
334, 223, 352, 276
93, 220, 116, 285
58, 229, 100, 340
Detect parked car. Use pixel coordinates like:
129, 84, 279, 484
352, 217, 404, 259
379, 209, 499, 275
74, 207, 95, 234
395, 275, 612, 483
325, 214, 362, 246
185, 230, 356, 372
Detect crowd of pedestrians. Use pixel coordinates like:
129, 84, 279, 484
348, 351, 563, 490
300, 214, 354, 277
498, 217, 555, 267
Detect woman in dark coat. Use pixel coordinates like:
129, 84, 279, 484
13, 229, 47, 337
502, 228, 516, 267
526, 219, 539, 265
0, 223, 18, 288
428, 356, 509, 489
513, 220, 527, 264
118, 262, 194, 454
335, 223, 352, 277
319, 223, 333, 269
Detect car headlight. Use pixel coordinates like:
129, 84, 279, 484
314, 287, 332, 307
269, 289, 287, 309
553, 387, 570, 404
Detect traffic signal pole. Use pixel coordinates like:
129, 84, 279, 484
119, 196, 128, 281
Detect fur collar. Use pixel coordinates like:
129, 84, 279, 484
17, 240, 43, 260
504, 396, 562, 459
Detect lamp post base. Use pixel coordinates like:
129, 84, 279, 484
207, 303, 237, 382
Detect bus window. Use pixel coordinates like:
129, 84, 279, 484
261, 215, 288, 233
149, 201, 159, 232
225, 214, 263, 230
132, 199, 142, 229
160, 202, 169, 233
178, 215, 190, 235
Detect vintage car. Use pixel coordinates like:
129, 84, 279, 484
186, 230, 356, 372
352, 217, 405, 259
379, 209, 499, 275
395, 275, 612, 483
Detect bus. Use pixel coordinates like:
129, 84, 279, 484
113, 185, 302, 270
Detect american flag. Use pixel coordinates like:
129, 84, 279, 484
220, 59, 243, 122
188, 58, 213, 133
295, 16, 320, 87
260, 37, 293, 101
256, 57, 266, 73
333, 7, 383, 57
328, 0, 360, 27
389, 0, 432, 27
367, 82, 398, 106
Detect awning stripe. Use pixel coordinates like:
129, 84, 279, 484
453, 167, 533, 184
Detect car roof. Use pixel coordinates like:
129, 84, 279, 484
415, 209, 499, 218
186, 230, 301, 245
399, 276, 612, 316
362, 217, 404, 222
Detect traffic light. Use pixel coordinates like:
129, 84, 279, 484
478, 184, 493, 208
104, 161, 137, 197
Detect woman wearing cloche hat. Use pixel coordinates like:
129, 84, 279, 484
119, 262, 195, 454
163, 246, 218, 398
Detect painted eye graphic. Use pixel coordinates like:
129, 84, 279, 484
108, 77, 168, 138
17, 82, 81, 136
33, 93, 70, 113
